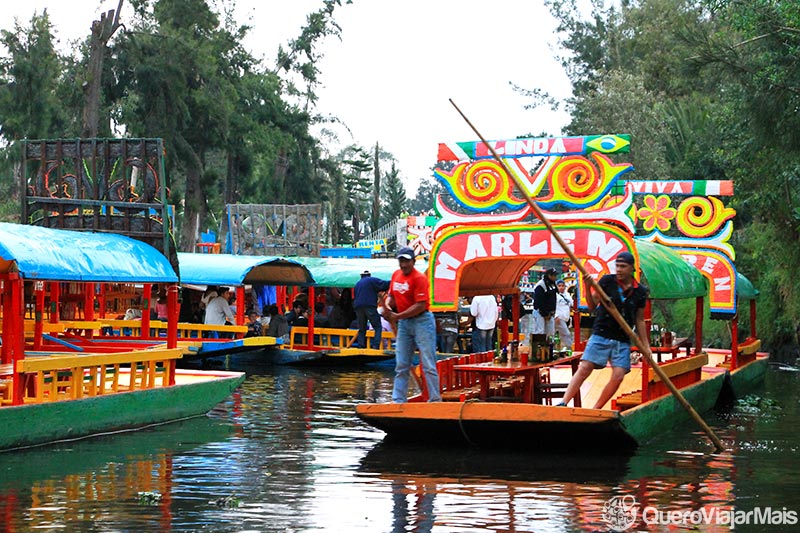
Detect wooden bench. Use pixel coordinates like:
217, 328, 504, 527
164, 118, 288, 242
614, 352, 709, 411
717, 338, 761, 369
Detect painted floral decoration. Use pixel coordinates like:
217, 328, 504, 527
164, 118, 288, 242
637, 194, 676, 232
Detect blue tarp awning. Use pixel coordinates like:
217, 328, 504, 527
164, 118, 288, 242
0, 223, 177, 283
177, 253, 314, 286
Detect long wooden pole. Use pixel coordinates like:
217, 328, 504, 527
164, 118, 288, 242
449, 99, 725, 452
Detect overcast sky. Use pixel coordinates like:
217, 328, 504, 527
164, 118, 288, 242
1, 0, 572, 196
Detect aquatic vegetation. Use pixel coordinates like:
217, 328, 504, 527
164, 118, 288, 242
735, 395, 780, 414
211, 494, 242, 508
137, 491, 162, 505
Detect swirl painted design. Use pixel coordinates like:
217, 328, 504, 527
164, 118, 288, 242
434, 160, 527, 212
537, 153, 634, 209
675, 196, 735, 238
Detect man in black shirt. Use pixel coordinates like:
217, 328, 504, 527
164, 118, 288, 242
558, 251, 649, 409
533, 268, 559, 335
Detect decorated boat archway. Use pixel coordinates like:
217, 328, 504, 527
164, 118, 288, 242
429, 133, 742, 321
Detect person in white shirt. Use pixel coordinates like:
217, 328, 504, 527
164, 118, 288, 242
204, 287, 235, 326
554, 279, 573, 349
470, 294, 499, 353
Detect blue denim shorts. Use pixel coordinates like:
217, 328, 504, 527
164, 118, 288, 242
581, 335, 632, 373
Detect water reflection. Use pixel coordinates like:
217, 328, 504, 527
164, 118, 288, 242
0, 365, 796, 531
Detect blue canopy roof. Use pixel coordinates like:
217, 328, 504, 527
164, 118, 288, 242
0, 223, 178, 283
177, 253, 314, 286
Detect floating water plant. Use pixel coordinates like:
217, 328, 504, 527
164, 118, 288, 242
138, 491, 162, 505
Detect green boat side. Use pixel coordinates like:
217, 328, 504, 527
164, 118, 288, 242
0, 370, 245, 451
619, 371, 726, 446
727, 355, 769, 396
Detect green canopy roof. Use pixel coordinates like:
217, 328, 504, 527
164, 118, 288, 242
635, 239, 708, 299
290, 257, 427, 288
736, 272, 759, 300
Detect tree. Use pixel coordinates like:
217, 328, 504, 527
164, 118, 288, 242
0, 11, 69, 143
113, 0, 246, 249
339, 145, 372, 242
0, 11, 76, 218
82, 0, 124, 137
381, 162, 406, 227
408, 176, 445, 215
371, 142, 381, 234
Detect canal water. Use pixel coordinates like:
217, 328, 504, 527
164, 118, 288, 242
1, 361, 798, 532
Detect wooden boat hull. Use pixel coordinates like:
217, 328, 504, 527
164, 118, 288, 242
179, 336, 278, 363
356, 401, 638, 452
356, 367, 729, 451
0, 369, 245, 451
250, 346, 395, 366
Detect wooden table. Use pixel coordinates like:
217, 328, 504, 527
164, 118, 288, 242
636, 337, 691, 362
453, 354, 581, 404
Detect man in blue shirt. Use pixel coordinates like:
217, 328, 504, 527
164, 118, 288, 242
354, 270, 390, 349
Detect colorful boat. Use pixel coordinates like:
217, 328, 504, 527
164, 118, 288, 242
167, 251, 314, 362
0, 223, 245, 450
274, 257, 411, 365
175, 253, 399, 365
356, 131, 767, 451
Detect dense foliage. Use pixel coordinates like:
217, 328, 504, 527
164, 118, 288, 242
0, 0, 414, 249
542, 0, 800, 355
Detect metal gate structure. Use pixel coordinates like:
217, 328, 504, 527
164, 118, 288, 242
224, 204, 321, 257
20, 138, 177, 271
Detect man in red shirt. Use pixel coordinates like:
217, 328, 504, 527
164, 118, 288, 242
383, 247, 441, 402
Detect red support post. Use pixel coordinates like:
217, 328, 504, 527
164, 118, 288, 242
98, 283, 107, 319
84, 282, 95, 338
511, 292, 520, 343
307, 286, 315, 348
5, 274, 26, 405
34, 281, 45, 351
141, 284, 152, 339
695, 296, 704, 356
49, 282, 60, 323
730, 315, 739, 370
236, 286, 245, 327
167, 283, 179, 349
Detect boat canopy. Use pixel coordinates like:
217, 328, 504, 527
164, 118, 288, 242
177, 253, 314, 286
635, 239, 708, 299
736, 272, 759, 300
290, 257, 427, 288
0, 222, 178, 283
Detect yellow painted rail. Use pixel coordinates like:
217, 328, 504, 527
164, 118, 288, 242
13, 348, 184, 404
100, 319, 248, 338
288, 327, 395, 351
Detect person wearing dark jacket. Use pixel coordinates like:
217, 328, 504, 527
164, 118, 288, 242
533, 268, 559, 335
353, 270, 390, 349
